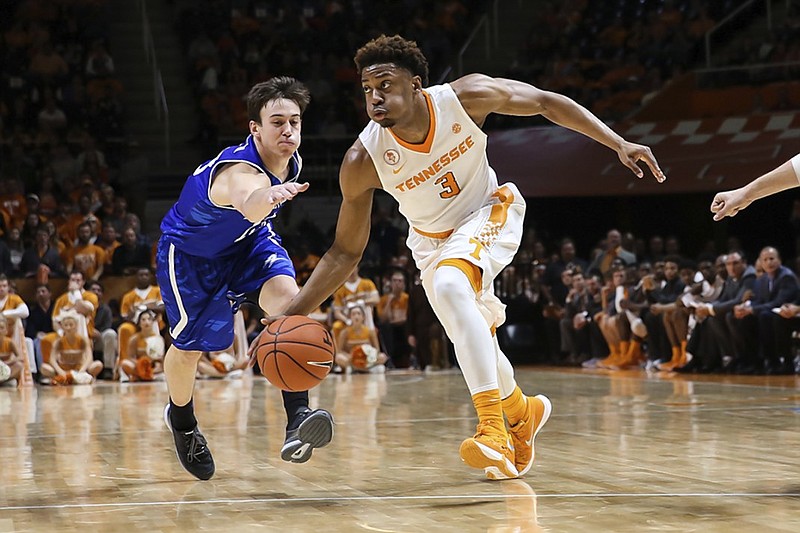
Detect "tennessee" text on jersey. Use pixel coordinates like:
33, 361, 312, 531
394, 136, 475, 193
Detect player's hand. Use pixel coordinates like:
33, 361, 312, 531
711, 187, 751, 221
267, 182, 309, 204
617, 141, 666, 183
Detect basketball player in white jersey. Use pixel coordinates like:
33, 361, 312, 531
711, 154, 800, 220
279, 35, 666, 480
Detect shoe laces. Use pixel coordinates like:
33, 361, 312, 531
182, 430, 209, 463
474, 421, 509, 449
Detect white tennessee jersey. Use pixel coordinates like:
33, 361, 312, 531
358, 83, 498, 235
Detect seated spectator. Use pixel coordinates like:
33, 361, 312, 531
119, 310, 165, 382
40, 271, 99, 367
728, 246, 799, 374
40, 309, 102, 385
24, 283, 54, 375
0, 237, 13, 276
64, 222, 106, 281
592, 267, 632, 369
112, 226, 151, 275
588, 229, 637, 277
116, 268, 164, 375
377, 269, 410, 368
0, 317, 23, 387
331, 266, 380, 339
95, 224, 119, 268
774, 301, 800, 374
335, 305, 388, 374
87, 280, 117, 378
561, 270, 605, 365
21, 228, 65, 278
642, 257, 685, 367
6, 228, 26, 276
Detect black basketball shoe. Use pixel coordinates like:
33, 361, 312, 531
163, 404, 215, 480
281, 409, 334, 463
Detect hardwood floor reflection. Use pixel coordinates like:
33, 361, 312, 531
1, 368, 798, 532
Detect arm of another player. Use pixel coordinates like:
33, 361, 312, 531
280, 142, 380, 317
451, 73, 665, 182
211, 162, 309, 223
711, 155, 800, 221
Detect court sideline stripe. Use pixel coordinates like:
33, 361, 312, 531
2, 492, 799, 511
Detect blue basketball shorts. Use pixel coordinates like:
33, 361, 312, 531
156, 234, 295, 352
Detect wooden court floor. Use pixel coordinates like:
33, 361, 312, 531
1, 367, 799, 532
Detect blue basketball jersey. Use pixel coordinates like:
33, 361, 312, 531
160, 135, 302, 258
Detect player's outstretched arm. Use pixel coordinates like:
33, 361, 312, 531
451, 74, 665, 183
212, 163, 309, 223
711, 156, 800, 220
282, 142, 380, 317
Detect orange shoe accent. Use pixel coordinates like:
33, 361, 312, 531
463, 389, 517, 479
658, 346, 681, 371
506, 394, 552, 476
598, 344, 621, 368
613, 340, 644, 369
459, 422, 519, 480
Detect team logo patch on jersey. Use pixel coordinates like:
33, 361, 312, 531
383, 149, 400, 166
452, 123, 462, 134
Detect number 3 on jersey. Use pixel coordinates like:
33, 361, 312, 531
434, 171, 461, 199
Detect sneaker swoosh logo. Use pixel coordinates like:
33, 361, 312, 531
291, 443, 311, 459
392, 163, 406, 175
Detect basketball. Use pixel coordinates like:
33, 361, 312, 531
252, 316, 334, 391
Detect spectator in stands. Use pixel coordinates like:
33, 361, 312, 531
86, 280, 117, 378
544, 237, 588, 290
28, 41, 69, 83
40, 309, 102, 385
561, 270, 604, 365
1, 179, 28, 230
0, 317, 23, 387
331, 266, 380, 339
85, 40, 115, 78
20, 228, 64, 278
6, 228, 26, 277
40, 271, 99, 368
774, 299, 800, 374
95, 224, 119, 268
105, 197, 128, 235
377, 269, 410, 368
728, 246, 798, 374
112, 226, 150, 275
335, 304, 388, 374
119, 309, 165, 382
0, 238, 12, 276
643, 256, 685, 367
116, 268, 164, 377
588, 229, 636, 277
24, 283, 54, 374
65, 222, 106, 281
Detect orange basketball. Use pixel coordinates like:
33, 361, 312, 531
252, 316, 334, 391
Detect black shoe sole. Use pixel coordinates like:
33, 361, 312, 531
281, 410, 334, 464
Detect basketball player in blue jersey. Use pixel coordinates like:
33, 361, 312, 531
277, 36, 665, 481
157, 77, 334, 481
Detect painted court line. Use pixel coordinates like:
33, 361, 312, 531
2, 492, 799, 511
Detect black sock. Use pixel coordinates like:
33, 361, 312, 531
169, 398, 197, 431
282, 390, 309, 429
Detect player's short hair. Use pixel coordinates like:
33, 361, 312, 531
354, 35, 429, 86
247, 77, 311, 122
